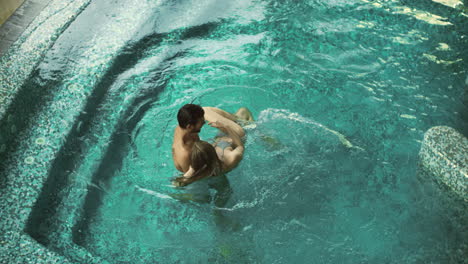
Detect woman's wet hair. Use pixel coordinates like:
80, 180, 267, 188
177, 104, 204, 128
191, 141, 222, 177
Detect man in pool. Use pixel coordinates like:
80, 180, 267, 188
172, 104, 253, 174
172, 104, 206, 173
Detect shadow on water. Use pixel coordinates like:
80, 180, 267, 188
180, 21, 220, 40
24, 33, 167, 247
6, 0, 277, 258
0, 70, 62, 190
0, 4, 222, 189
22, 12, 223, 255
0, 31, 166, 189
410, 165, 468, 262
170, 174, 258, 263
70, 20, 222, 248
71, 70, 170, 247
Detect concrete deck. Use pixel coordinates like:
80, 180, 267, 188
0, 0, 24, 25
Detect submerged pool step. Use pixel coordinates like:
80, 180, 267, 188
0, 0, 92, 188
0, 0, 164, 262
1, 0, 261, 261
0, 0, 91, 121
24, 47, 172, 263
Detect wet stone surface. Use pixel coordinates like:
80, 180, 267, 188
419, 126, 468, 202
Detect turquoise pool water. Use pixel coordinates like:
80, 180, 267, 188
4, 0, 467, 263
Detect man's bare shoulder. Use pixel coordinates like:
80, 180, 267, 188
172, 142, 191, 172
172, 126, 193, 172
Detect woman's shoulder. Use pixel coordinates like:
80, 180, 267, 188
221, 146, 244, 172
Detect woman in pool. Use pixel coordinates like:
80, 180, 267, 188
173, 107, 253, 187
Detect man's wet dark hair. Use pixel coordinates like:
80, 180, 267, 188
177, 104, 205, 128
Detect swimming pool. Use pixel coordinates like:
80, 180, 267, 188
0, 0, 467, 263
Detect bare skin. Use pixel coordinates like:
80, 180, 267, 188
209, 120, 244, 172
172, 107, 253, 173
201, 107, 250, 174
172, 118, 205, 173
202, 107, 252, 138
173, 121, 245, 186
172, 107, 254, 187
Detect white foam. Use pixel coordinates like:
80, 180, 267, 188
136, 185, 173, 199
154, 0, 266, 33
258, 108, 364, 150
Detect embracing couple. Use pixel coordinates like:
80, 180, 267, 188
172, 104, 254, 187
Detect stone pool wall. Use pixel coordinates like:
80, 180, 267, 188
419, 126, 468, 202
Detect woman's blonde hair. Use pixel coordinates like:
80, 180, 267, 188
191, 141, 222, 177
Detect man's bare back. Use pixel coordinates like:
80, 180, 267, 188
172, 126, 200, 172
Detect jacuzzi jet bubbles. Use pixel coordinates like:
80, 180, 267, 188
35, 137, 46, 145
24, 156, 35, 164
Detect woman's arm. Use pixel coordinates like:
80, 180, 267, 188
203, 107, 238, 121
203, 107, 245, 137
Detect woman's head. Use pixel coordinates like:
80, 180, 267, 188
191, 141, 222, 177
